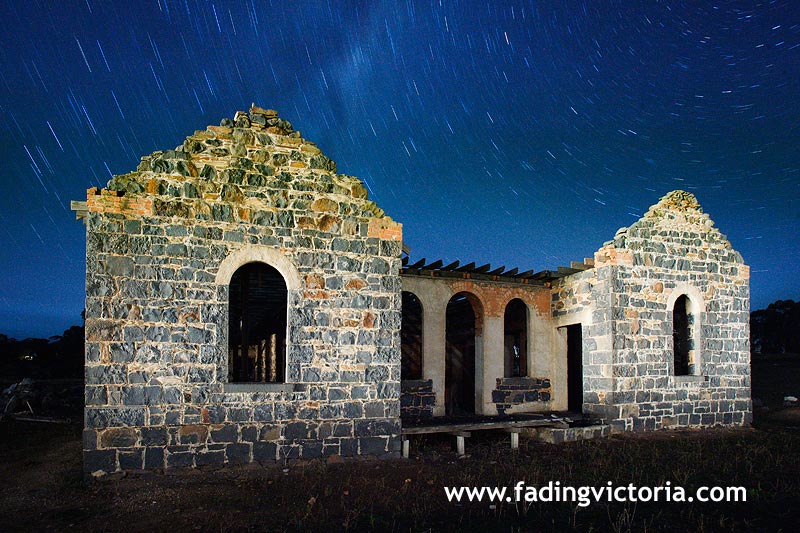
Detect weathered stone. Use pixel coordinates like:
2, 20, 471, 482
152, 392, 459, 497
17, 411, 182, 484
99, 427, 138, 448
106, 256, 134, 276
310, 198, 338, 213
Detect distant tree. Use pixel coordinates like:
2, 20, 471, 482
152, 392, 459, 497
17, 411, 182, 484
751, 300, 800, 354
0, 319, 84, 379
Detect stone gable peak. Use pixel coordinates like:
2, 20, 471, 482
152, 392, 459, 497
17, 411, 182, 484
102, 104, 380, 216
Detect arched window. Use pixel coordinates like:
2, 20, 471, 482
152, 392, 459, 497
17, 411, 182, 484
228, 262, 287, 383
401, 291, 423, 380
673, 295, 691, 376
504, 299, 528, 377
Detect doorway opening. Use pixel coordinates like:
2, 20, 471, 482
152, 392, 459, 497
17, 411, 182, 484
566, 324, 583, 413
401, 291, 423, 380
445, 292, 482, 416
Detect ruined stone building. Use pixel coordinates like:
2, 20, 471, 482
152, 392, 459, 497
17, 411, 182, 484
73, 106, 752, 473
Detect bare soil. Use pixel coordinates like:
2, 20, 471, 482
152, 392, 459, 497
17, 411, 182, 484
0, 355, 797, 532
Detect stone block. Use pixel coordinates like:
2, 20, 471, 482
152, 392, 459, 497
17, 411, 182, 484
195, 450, 225, 467
81, 446, 118, 475
359, 437, 387, 455
99, 427, 138, 448
339, 438, 357, 456
140, 426, 168, 446
86, 407, 146, 429
284, 421, 313, 441
302, 441, 323, 459
354, 418, 399, 438
211, 424, 238, 443
253, 441, 278, 462
144, 447, 165, 469
166, 449, 194, 468
119, 449, 144, 470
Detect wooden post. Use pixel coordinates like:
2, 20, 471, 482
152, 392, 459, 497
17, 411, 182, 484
510, 431, 519, 450
259, 339, 267, 382
269, 333, 277, 382
402, 438, 410, 459
239, 273, 249, 381
453, 431, 470, 457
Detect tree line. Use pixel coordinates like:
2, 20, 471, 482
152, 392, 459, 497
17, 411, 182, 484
750, 300, 800, 355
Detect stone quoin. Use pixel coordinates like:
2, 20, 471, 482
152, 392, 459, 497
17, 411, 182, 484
73, 106, 751, 473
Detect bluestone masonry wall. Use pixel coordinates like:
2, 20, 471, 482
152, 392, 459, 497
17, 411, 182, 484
81, 106, 403, 473
553, 191, 751, 430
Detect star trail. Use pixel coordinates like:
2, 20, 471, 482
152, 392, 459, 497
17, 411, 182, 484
0, 1, 798, 338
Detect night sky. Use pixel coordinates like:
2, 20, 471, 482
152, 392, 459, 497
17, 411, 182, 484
1, 1, 798, 339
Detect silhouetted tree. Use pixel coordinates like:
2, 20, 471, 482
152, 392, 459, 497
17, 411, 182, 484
751, 300, 800, 354
0, 321, 84, 379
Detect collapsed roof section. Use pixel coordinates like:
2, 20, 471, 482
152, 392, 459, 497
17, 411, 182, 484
399, 256, 595, 285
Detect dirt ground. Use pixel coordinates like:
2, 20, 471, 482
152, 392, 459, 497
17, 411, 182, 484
0, 355, 798, 531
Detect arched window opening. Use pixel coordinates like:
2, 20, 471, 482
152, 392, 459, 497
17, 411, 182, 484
504, 299, 529, 378
401, 291, 423, 380
673, 295, 691, 376
446, 292, 482, 416
229, 262, 287, 383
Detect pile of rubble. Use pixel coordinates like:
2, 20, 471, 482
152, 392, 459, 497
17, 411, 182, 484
1, 378, 83, 423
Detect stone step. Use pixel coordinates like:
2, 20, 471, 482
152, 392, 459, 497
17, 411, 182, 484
524, 424, 611, 445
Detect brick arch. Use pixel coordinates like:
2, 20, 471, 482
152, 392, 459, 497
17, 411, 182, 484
445, 281, 547, 318
402, 289, 425, 312
666, 283, 706, 314
445, 290, 484, 415
445, 290, 485, 332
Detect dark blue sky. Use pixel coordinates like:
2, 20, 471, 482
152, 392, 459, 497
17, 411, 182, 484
1, 1, 798, 339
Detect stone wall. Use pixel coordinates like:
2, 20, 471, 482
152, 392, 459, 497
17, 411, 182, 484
551, 266, 616, 420
399, 379, 435, 421
553, 191, 751, 431
492, 377, 551, 415
78, 107, 751, 472
81, 106, 404, 473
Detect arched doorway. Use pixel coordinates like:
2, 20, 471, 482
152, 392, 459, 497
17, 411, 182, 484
504, 298, 528, 378
228, 262, 287, 383
401, 291, 424, 380
445, 292, 482, 416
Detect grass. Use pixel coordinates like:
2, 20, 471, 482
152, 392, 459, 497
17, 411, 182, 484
0, 422, 798, 531
0, 354, 797, 531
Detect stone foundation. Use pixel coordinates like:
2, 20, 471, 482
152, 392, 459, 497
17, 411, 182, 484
492, 377, 551, 415
400, 380, 435, 421
526, 424, 611, 444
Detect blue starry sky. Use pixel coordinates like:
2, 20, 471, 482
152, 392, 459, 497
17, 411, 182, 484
0, 1, 798, 338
